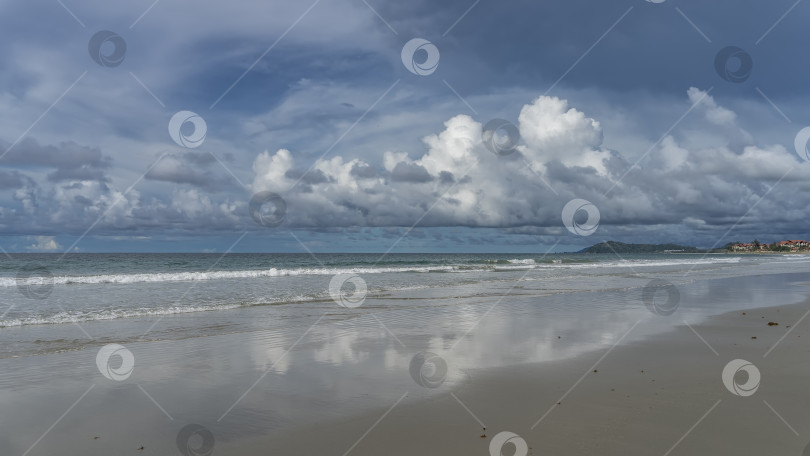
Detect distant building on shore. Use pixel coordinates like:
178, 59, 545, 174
775, 240, 808, 250
731, 240, 807, 252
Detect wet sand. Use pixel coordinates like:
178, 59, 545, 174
2, 274, 810, 455
225, 297, 810, 456
234, 300, 810, 456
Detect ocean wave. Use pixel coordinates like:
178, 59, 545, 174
507, 259, 536, 265
0, 304, 242, 327
0, 256, 745, 287
1, 266, 458, 287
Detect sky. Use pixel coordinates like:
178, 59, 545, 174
0, 0, 809, 253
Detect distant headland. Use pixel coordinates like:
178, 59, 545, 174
577, 241, 702, 254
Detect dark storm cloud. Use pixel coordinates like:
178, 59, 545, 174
144, 152, 240, 192
390, 162, 433, 183
0, 138, 111, 182
350, 163, 379, 179
284, 168, 331, 184
0, 170, 30, 190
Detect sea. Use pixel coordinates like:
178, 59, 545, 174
3, 252, 810, 359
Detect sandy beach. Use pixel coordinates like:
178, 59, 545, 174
230, 295, 810, 456
2, 267, 810, 456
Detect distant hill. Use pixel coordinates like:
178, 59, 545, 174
579, 241, 703, 254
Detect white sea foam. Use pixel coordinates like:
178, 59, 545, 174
1, 266, 456, 287
0, 256, 748, 288
507, 259, 536, 265
0, 304, 244, 327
